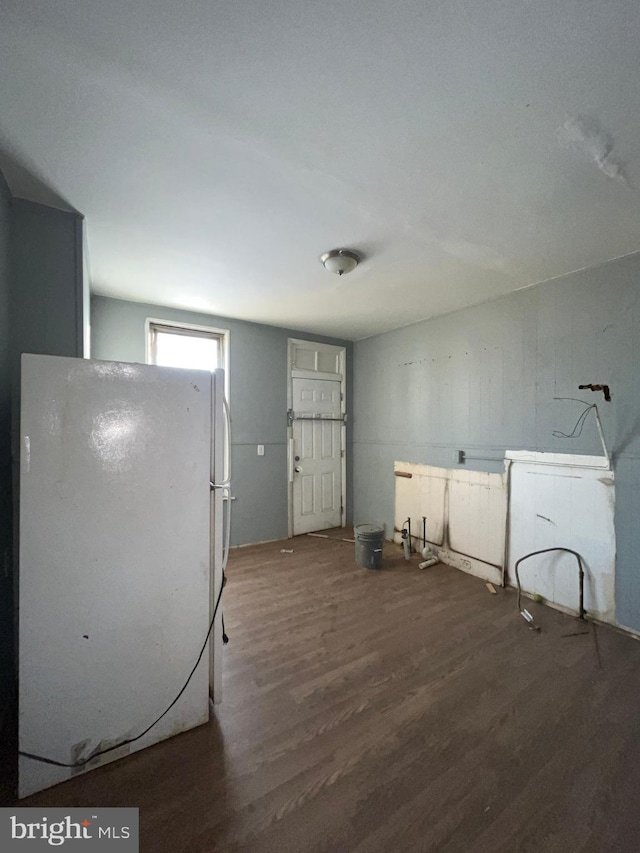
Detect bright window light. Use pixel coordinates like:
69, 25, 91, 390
149, 323, 225, 373
154, 331, 219, 371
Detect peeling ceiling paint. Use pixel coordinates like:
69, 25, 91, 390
1, 0, 640, 340
557, 116, 629, 186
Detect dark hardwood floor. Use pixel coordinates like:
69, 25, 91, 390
9, 534, 640, 851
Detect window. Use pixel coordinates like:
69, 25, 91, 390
147, 319, 230, 480
147, 320, 227, 373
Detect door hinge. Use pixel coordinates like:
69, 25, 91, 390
341, 449, 345, 458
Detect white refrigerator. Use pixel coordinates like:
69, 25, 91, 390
18, 354, 228, 798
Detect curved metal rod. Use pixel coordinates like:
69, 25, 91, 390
515, 547, 586, 621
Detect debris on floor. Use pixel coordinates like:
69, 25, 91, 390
280, 548, 294, 554
485, 582, 497, 594
521, 608, 541, 631
307, 532, 355, 543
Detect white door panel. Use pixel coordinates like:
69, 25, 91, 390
290, 340, 343, 376
292, 377, 342, 534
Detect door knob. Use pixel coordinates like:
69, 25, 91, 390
294, 466, 303, 473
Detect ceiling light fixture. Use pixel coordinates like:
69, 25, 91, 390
320, 248, 360, 276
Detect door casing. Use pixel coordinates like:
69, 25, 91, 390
287, 339, 346, 537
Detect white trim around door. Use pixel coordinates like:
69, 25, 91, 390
287, 339, 346, 538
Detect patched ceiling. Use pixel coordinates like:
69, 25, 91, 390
2, 0, 640, 339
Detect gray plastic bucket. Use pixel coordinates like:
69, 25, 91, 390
355, 524, 385, 570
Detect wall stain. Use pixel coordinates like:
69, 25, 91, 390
400, 358, 429, 367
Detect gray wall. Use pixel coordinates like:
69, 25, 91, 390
353, 252, 640, 632
0, 174, 10, 553
10, 199, 84, 386
0, 171, 12, 721
91, 296, 353, 547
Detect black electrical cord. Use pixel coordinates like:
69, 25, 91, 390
515, 548, 585, 621
19, 574, 227, 769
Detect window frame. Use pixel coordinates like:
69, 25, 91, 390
145, 317, 230, 400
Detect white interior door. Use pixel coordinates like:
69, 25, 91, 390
292, 377, 342, 534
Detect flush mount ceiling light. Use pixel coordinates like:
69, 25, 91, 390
320, 248, 360, 276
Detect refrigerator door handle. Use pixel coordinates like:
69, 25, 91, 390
221, 394, 232, 485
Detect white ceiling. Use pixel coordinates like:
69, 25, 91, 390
2, 0, 640, 340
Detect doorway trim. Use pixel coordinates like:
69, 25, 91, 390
287, 339, 347, 538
